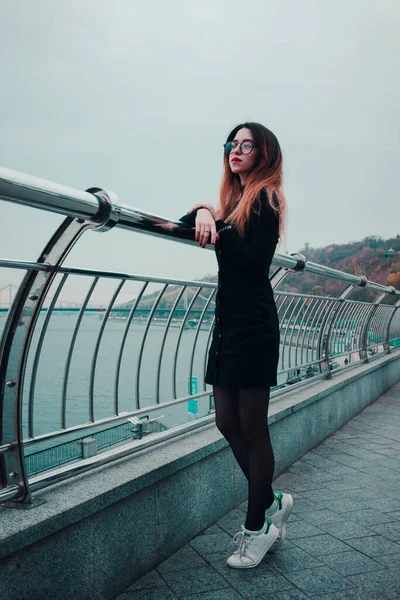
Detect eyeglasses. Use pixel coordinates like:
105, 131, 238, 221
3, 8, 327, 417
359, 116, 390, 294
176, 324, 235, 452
223, 141, 258, 155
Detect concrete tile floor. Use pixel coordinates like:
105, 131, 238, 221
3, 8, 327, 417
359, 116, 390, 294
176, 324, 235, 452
115, 382, 400, 599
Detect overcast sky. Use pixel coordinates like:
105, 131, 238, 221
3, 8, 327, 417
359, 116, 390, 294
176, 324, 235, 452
0, 0, 399, 304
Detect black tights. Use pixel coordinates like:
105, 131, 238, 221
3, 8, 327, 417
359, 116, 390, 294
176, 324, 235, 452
214, 385, 275, 531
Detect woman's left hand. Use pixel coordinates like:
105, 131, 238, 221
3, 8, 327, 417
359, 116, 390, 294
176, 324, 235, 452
187, 203, 218, 221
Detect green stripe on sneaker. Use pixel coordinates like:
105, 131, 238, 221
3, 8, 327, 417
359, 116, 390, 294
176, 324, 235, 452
274, 492, 283, 510
264, 518, 272, 534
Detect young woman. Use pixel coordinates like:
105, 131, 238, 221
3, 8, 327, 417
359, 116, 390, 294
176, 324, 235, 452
179, 122, 293, 569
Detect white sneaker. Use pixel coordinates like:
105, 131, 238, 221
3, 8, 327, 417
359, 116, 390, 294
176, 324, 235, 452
268, 492, 294, 551
226, 518, 279, 569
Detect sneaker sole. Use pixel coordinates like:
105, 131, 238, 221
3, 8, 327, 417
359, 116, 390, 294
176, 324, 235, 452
226, 527, 279, 569
269, 495, 294, 552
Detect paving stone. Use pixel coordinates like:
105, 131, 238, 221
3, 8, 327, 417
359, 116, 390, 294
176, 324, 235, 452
115, 588, 178, 599
346, 439, 396, 451
316, 520, 373, 540
157, 545, 207, 573
321, 453, 373, 470
300, 454, 339, 470
337, 425, 366, 434
199, 550, 234, 571
299, 472, 340, 485
274, 479, 323, 493
299, 508, 348, 526
205, 551, 294, 597
204, 524, 225, 535
288, 460, 325, 475
311, 589, 376, 600
369, 521, 400, 541
271, 538, 297, 552
330, 445, 384, 462
358, 465, 400, 480
216, 508, 246, 536
318, 465, 360, 478
252, 590, 311, 600
356, 435, 399, 446
348, 443, 394, 458
180, 589, 243, 600
344, 534, 400, 557
323, 439, 353, 449
127, 571, 166, 591
291, 498, 329, 514
285, 520, 324, 539
161, 565, 230, 597
266, 545, 323, 573
316, 434, 349, 444
339, 488, 384, 501
189, 531, 233, 555
371, 446, 400, 457
345, 507, 398, 525
376, 457, 400, 471
325, 479, 369, 492
346, 568, 400, 599
283, 565, 353, 595
336, 467, 386, 482
374, 552, 400, 568
223, 568, 294, 598
293, 488, 335, 501
386, 484, 400, 497
320, 549, 385, 576
290, 490, 309, 498
290, 534, 353, 556
320, 497, 372, 513
311, 446, 344, 457
363, 497, 400, 513
326, 466, 382, 480
287, 512, 302, 523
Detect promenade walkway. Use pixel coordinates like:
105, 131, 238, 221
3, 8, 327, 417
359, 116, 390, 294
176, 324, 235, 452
116, 382, 400, 600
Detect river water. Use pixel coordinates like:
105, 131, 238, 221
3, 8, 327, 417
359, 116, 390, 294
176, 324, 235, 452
0, 311, 304, 446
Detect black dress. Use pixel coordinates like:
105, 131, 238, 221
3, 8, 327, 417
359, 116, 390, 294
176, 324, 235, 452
179, 189, 280, 388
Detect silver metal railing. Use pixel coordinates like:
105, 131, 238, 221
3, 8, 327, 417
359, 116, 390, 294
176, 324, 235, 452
0, 166, 399, 505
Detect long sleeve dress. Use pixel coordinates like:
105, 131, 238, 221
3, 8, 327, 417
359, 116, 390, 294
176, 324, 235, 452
179, 189, 280, 388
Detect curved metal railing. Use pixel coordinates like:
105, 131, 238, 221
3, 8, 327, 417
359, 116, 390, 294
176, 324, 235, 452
0, 166, 399, 505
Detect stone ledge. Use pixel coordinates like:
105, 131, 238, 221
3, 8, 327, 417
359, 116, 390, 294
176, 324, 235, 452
269, 352, 400, 423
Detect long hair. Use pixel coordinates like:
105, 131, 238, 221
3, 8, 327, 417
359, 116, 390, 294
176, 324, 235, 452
217, 122, 287, 240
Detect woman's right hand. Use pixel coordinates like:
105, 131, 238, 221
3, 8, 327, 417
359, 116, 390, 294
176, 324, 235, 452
195, 208, 217, 248
187, 203, 218, 221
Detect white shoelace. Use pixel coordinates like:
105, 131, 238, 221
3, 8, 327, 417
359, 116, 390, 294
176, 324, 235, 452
232, 531, 250, 557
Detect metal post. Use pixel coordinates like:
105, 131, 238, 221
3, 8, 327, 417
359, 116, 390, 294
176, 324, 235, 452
384, 299, 400, 352
316, 282, 362, 376
358, 291, 395, 361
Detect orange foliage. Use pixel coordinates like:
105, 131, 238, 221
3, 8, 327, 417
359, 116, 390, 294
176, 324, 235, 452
388, 272, 400, 289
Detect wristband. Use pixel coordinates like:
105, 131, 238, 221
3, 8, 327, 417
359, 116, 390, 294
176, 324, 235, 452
218, 224, 232, 233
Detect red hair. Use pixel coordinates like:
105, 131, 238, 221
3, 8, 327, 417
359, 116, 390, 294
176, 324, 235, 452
217, 122, 287, 242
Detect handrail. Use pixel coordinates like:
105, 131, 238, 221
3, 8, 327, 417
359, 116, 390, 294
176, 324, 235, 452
1, 166, 398, 297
